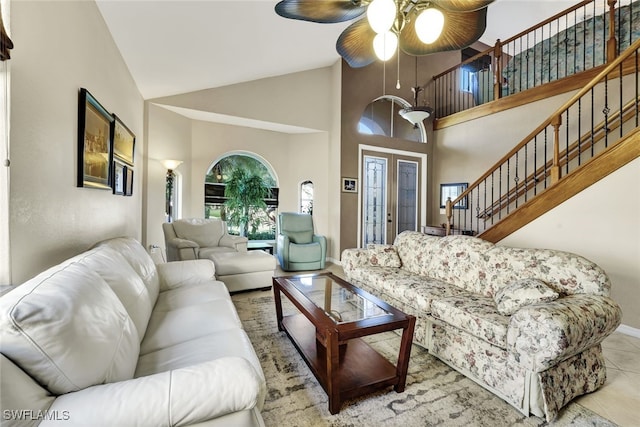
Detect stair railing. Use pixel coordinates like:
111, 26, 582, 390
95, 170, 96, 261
445, 37, 640, 236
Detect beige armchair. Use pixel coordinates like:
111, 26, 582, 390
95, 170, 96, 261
163, 218, 248, 261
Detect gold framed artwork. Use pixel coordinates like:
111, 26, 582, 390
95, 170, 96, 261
77, 88, 113, 189
112, 114, 135, 166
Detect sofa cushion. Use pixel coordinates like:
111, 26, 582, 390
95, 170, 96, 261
94, 237, 160, 308
431, 292, 510, 349
285, 230, 313, 244
77, 246, 153, 339
367, 244, 402, 268
173, 219, 225, 248
482, 246, 611, 297
494, 278, 559, 315
288, 242, 321, 263
427, 235, 495, 294
153, 281, 231, 312
140, 299, 242, 355
0, 263, 139, 394
393, 231, 442, 276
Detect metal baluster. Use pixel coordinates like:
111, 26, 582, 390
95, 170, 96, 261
544, 129, 549, 189
578, 98, 582, 166
490, 172, 495, 225
565, 109, 570, 175
591, 88, 595, 157
604, 76, 609, 148
524, 142, 528, 202
514, 151, 519, 209
533, 135, 538, 196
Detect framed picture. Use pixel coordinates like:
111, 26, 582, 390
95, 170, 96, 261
440, 182, 469, 209
112, 161, 126, 195
124, 166, 134, 196
78, 88, 113, 189
112, 114, 135, 166
342, 178, 357, 193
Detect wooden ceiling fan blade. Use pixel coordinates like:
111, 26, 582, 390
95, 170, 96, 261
433, 0, 495, 13
275, 0, 367, 23
400, 7, 488, 55
336, 18, 378, 68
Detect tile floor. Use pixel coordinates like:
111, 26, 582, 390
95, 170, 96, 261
576, 331, 640, 426
275, 263, 640, 426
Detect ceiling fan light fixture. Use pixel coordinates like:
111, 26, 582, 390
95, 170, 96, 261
367, 0, 396, 34
373, 31, 398, 61
415, 7, 445, 44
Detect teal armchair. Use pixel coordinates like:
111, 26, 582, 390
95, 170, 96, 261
277, 213, 326, 271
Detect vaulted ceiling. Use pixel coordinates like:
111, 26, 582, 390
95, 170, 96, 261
97, 0, 575, 100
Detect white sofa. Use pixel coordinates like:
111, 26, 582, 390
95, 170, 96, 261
341, 231, 622, 422
0, 237, 266, 427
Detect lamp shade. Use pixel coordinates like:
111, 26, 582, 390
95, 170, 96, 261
399, 106, 433, 125
373, 31, 397, 61
415, 7, 445, 44
367, 0, 396, 34
160, 159, 183, 170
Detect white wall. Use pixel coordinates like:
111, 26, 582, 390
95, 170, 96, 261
500, 159, 640, 329
9, 0, 144, 284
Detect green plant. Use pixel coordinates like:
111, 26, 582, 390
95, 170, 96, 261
224, 168, 269, 237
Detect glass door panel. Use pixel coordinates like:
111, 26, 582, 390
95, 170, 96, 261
362, 156, 387, 246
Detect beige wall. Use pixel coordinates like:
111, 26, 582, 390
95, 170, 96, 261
500, 158, 640, 329
9, 0, 143, 284
144, 103, 192, 250
144, 67, 342, 260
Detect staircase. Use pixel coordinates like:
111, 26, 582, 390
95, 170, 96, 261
444, 38, 640, 242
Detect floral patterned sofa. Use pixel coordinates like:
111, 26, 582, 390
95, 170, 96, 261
341, 231, 622, 421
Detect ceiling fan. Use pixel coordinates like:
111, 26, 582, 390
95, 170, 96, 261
275, 0, 494, 68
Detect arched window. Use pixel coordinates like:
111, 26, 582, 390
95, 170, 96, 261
300, 181, 313, 215
358, 95, 428, 143
204, 153, 278, 240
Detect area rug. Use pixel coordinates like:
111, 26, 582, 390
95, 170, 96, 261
232, 290, 617, 427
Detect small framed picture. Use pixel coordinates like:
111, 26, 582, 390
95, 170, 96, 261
112, 161, 126, 195
77, 88, 113, 189
342, 178, 357, 193
112, 114, 135, 166
440, 182, 469, 209
124, 166, 134, 196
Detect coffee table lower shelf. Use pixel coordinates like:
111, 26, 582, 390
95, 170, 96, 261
281, 313, 399, 412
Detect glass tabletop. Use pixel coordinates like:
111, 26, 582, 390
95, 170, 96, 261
285, 275, 391, 324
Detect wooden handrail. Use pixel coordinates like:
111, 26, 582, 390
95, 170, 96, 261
448, 37, 640, 215
475, 95, 639, 220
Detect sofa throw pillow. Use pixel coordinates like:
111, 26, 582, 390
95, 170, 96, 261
494, 278, 559, 315
368, 244, 402, 268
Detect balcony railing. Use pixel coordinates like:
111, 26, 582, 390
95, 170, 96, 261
432, 0, 639, 118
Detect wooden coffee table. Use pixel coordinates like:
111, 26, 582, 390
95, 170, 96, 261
272, 272, 415, 414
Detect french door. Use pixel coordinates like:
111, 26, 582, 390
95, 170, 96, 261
360, 147, 425, 246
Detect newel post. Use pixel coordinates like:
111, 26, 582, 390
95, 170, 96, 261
607, 0, 618, 62
445, 197, 453, 236
493, 39, 503, 100
551, 115, 562, 184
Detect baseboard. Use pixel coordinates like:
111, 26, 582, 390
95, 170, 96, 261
327, 256, 340, 265
616, 324, 640, 339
